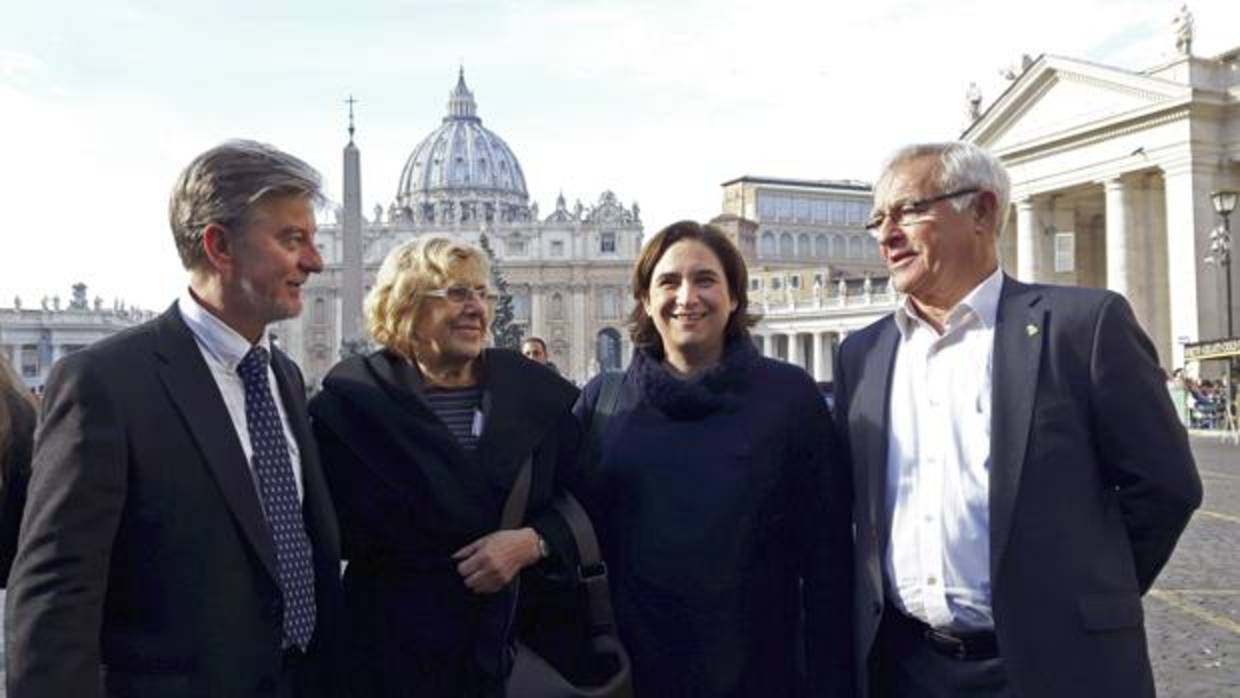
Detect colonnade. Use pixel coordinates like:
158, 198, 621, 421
752, 330, 846, 382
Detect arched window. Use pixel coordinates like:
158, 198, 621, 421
760, 231, 776, 257
848, 236, 863, 258
313, 298, 326, 325
814, 234, 828, 259
797, 233, 810, 258
779, 233, 794, 258
551, 293, 565, 320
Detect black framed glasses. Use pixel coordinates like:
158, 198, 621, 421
422, 285, 499, 304
865, 188, 981, 237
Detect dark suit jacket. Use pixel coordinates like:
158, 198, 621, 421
5, 305, 342, 698
308, 348, 581, 697
834, 276, 1202, 698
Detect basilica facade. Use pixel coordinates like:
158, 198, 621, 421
274, 71, 643, 387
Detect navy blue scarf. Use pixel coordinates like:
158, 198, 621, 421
630, 335, 759, 420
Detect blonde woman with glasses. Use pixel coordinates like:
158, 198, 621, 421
309, 236, 582, 697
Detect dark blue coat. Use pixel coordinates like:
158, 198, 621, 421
573, 338, 855, 698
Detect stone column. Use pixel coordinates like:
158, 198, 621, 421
1015, 198, 1040, 282
811, 332, 825, 381
1163, 163, 1217, 367
530, 285, 545, 341
823, 332, 838, 382
571, 286, 589, 383
1104, 177, 1132, 301
787, 332, 803, 367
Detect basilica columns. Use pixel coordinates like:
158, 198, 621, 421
1103, 177, 1132, 301
1015, 198, 1043, 282
811, 332, 824, 382
1163, 163, 1216, 366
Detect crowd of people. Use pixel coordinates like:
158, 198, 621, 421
1166, 369, 1238, 431
0, 139, 1203, 698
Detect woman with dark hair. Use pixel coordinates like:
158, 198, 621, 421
0, 355, 36, 583
309, 236, 581, 697
573, 220, 854, 696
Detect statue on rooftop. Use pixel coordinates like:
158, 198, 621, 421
1173, 4, 1194, 56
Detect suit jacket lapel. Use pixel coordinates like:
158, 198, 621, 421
989, 276, 1045, 581
153, 306, 279, 584
853, 318, 900, 562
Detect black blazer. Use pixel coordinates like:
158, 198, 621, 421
4, 305, 342, 698
308, 348, 581, 697
834, 276, 1202, 698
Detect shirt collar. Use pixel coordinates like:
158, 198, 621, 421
177, 287, 270, 372
894, 267, 1004, 339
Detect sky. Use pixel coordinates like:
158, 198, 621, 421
2, 0, 1238, 310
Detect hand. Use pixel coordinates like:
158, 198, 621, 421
453, 528, 542, 594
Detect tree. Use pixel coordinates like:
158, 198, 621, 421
478, 232, 524, 349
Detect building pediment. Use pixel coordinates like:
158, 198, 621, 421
965, 55, 1191, 153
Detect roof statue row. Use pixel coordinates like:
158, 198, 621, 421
965, 4, 1198, 128
354, 189, 641, 227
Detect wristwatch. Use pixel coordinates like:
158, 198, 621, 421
536, 533, 551, 559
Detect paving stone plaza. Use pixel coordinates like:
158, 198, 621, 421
1147, 433, 1240, 696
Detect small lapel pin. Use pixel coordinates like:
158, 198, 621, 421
1026, 323, 1039, 337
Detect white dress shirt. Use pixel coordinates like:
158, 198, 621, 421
178, 289, 304, 501
884, 267, 1003, 631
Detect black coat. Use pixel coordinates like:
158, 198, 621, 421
5, 306, 343, 698
835, 277, 1202, 697
573, 339, 855, 698
309, 348, 581, 698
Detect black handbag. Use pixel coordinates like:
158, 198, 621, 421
500, 374, 633, 698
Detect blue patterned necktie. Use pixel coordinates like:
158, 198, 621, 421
237, 345, 317, 650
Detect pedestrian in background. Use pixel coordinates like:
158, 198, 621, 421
309, 236, 581, 697
573, 220, 854, 697
835, 141, 1201, 697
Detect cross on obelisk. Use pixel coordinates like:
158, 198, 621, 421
345, 94, 358, 142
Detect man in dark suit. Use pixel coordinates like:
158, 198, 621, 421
5, 140, 341, 697
833, 141, 1202, 697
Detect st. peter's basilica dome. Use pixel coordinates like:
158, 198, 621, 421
393, 69, 531, 225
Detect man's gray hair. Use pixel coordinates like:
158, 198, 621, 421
169, 139, 323, 270
878, 141, 1011, 235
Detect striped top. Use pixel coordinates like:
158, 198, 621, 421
424, 385, 484, 452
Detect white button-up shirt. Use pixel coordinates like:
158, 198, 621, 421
884, 267, 1002, 631
178, 289, 304, 501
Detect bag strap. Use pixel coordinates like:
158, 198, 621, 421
500, 455, 534, 530
585, 370, 625, 472
552, 491, 617, 634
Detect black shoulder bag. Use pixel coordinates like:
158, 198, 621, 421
502, 372, 632, 698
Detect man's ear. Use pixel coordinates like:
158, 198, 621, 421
973, 191, 1000, 236
201, 223, 235, 274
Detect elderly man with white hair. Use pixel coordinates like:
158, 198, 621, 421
833, 141, 1201, 697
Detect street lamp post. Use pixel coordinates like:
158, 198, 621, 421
1208, 188, 1236, 338
1207, 188, 1238, 437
